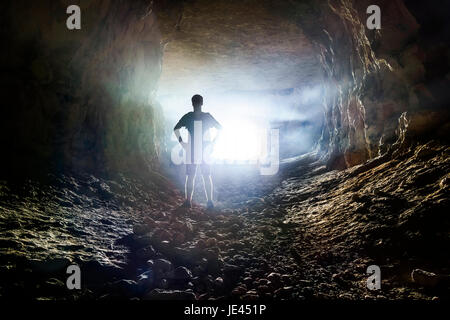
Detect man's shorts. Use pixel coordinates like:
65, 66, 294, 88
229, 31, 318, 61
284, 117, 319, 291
186, 163, 211, 176
185, 141, 213, 176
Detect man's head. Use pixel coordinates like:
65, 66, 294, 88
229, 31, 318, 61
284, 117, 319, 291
191, 94, 203, 111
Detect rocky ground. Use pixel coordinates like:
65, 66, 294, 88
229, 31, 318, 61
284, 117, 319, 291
0, 141, 449, 301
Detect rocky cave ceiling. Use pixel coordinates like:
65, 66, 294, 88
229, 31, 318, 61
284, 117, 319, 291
155, 0, 322, 96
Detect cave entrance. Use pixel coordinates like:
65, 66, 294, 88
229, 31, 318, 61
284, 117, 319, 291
155, 0, 325, 168
157, 87, 325, 208
154, 0, 326, 207
158, 87, 324, 164
157, 84, 325, 209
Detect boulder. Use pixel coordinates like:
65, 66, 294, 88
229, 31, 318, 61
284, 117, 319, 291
133, 224, 152, 236
153, 258, 173, 274
242, 290, 259, 300
108, 279, 139, 297
267, 272, 282, 288
411, 269, 441, 287
172, 266, 193, 280
137, 270, 154, 291
145, 289, 196, 300
135, 246, 156, 261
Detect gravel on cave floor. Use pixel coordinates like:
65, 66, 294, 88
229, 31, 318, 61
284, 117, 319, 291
0, 141, 449, 301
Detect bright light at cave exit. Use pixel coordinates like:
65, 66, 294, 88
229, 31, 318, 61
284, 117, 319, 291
209, 120, 266, 162
160, 86, 322, 163
161, 94, 272, 162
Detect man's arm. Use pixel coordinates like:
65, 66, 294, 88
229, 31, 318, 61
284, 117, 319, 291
174, 115, 186, 143
207, 113, 222, 142
208, 113, 222, 130
174, 129, 183, 143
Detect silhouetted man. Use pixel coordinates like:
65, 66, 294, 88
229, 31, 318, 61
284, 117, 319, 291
174, 94, 222, 209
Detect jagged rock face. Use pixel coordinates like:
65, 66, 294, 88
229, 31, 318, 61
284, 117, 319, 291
290, 0, 450, 169
155, 0, 321, 95
0, 1, 163, 176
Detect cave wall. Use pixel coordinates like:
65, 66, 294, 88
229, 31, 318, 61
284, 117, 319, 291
1, 0, 448, 177
288, 0, 450, 169
0, 1, 164, 177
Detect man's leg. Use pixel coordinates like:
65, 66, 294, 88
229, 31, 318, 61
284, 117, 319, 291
185, 174, 195, 201
184, 165, 196, 207
202, 174, 213, 202
201, 164, 214, 209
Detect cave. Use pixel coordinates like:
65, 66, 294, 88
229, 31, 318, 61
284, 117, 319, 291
0, 0, 449, 305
